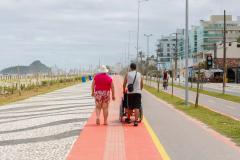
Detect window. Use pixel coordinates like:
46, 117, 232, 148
237, 44, 240, 48
167, 44, 170, 47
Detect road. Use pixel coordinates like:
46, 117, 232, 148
143, 90, 240, 160
147, 81, 240, 121
0, 83, 95, 160
174, 78, 240, 96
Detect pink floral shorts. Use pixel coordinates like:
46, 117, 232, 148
94, 90, 110, 104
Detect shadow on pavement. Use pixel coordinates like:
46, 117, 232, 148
0, 118, 88, 134
0, 129, 82, 146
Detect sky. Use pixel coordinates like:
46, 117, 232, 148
0, 0, 240, 70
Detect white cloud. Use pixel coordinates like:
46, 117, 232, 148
0, 0, 240, 70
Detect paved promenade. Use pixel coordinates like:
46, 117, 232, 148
0, 83, 95, 160
1, 76, 240, 160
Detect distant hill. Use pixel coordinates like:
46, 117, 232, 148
0, 60, 51, 75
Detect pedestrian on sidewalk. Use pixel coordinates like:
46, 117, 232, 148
163, 69, 169, 90
91, 65, 115, 125
123, 63, 143, 127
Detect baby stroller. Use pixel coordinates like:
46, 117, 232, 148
119, 93, 143, 123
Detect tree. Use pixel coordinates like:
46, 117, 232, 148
195, 62, 205, 108
144, 64, 157, 76
237, 36, 240, 43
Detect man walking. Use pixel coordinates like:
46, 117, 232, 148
163, 69, 169, 90
123, 63, 143, 126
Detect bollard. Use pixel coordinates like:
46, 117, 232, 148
88, 75, 92, 81
81, 76, 86, 83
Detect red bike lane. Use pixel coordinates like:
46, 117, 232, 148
67, 76, 163, 160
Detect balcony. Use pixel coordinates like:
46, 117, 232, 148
204, 33, 223, 37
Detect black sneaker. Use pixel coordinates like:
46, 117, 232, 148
125, 118, 131, 124
133, 121, 138, 127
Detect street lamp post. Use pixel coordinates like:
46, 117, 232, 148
128, 31, 134, 66
175, 33, 178, 80
139, 51, 144, 73
185, 0, 189, 106
223, 10, 227, 94
171, 55, 174, 96
136, 0, 149, 71
170, 33, 179, 80
170, 33, 178, 96
144, 34, 153, 74
144, 34, 153, 58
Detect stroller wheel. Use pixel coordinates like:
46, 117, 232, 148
120, 116, 124, 122
119, 101, 125, 122
139, 106, 143, 123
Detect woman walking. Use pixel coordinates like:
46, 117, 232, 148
91, 65, 115, 125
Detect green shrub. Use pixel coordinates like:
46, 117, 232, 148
41, 81, 48, 86
26, 84, 35, 90
20, 84, 25, 90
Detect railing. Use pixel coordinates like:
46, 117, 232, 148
0, 74, 90, 96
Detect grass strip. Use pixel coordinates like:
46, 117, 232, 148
0, 81, 81, 106
144, 84, 240, 146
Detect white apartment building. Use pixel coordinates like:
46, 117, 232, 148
215, 42, 240, 59
156, 35, 176, 70
190, 15, 240, 56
